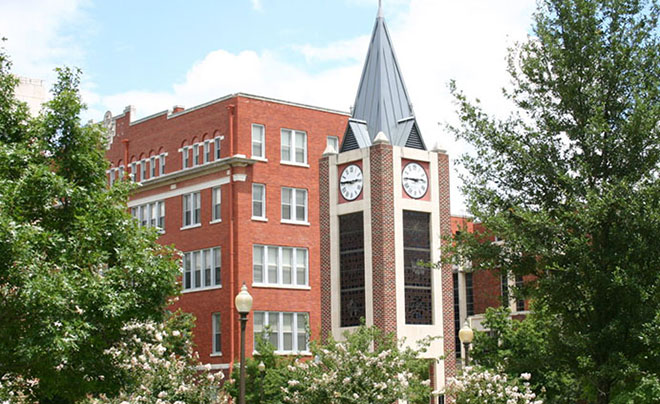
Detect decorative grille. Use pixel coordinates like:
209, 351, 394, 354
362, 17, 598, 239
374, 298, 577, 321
339, 212, 365, 327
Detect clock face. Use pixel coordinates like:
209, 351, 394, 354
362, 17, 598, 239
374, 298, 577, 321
402, 162, 428, 199
339, 164, 363, 201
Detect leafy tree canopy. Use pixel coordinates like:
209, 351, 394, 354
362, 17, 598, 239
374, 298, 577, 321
0, 46, 181, 403
447, 0, 660, 403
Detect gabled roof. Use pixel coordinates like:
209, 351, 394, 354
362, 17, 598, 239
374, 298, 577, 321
341, 9, 426, 152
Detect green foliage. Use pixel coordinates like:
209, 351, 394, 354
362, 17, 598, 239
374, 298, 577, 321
0, 49, 181, 403
224, 336, 296, 404
282, 325, 433, 404
447, 0, 660, 402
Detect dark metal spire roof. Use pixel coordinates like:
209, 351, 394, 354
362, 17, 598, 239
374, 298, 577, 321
341, 6, 426, 151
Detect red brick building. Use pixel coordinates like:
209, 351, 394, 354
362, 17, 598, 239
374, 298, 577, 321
104, 93, 349, 372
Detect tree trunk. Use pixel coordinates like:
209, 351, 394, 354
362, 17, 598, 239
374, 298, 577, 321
595, 380, 611, 404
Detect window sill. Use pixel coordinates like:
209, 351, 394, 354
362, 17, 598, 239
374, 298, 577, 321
209, 219, 222, 225
253, 350, 311, 356
182, 285, 222, 294
180, 223, 202, 230
280, 161, 309, 168
252, 283, 310, 290
252, 216, 268, 222
280, 220, 310, 226
210, 352, 223, 357
251, 156, 268, 162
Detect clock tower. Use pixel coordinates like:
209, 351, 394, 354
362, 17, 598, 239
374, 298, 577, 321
319, 5, 455, 398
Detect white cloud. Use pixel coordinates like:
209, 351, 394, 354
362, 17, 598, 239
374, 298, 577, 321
250, 0, 263, 12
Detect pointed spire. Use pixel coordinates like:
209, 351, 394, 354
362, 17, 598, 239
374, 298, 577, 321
340, 5, 426, 152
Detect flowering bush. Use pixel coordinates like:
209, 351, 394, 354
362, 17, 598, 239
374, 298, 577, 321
446, 366, 543, 404
281, 325, 433, 404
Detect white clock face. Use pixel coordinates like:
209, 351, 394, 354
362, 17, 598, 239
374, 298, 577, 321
340, 164, 363, 201
402, 162, 428, 199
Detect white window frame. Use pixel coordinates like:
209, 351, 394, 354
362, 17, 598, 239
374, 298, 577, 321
251, 124, 266, 160
193, 144, 200, 166
211, 186, 222, 223
252, 183, 267, 221
204, 140, 211, 164
280, 128, 307, 166
118, 165, 125, 180
109, 168, 116, 186
182, 191, 201, 229
281, 187, 308, 224
253, 311, 309, 354
253, 245, 308, 287
214, 137, 221, 160
212, 313, 222, 355
150, 156, 156, 178
182, 246, 222, 292
159, 154, 166, 175
327, 136, 339, 153
131, 200, 165, 232
141, 159, 147, 181
130, 162, 137, 181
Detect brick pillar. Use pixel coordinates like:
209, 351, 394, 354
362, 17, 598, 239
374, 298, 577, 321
319, 155, 332, 340
369, 143, 397, 333
438, 152, 456, 380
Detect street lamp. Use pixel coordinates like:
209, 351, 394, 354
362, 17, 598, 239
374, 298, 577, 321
458, 321, 474, 366
235, 282, 253, 404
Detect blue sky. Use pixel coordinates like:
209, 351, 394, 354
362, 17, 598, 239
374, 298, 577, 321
0, 0, 536, 213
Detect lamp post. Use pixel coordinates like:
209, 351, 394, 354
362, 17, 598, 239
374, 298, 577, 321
458, 321, 474, 366
235, 283, 253, 404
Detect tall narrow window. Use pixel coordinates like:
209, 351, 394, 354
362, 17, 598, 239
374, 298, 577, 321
213, 247, 221, 286
281, 129, 307, 164
130, 162, 137, 181
339, 212, 365, 327
466, 272, 474, 316
183, 192, 201, 227
453, 272, 461, 358
204, 249, 212, 287
109, 169, 115, 186
212, 187, 221, 221
150, 156, 156, 177
281, 187, 307, 223
252, 124, 265, 159
193, 251, 201, 289
184, 253, 192, 289
159, 154, 166, 175
158, 201, 165, 229
501, 272, 510, 308
193, 144, 200, 166
403, 211, 432, 325
253, 246, 264, 284
141, 159, 147, 180
214, 137, 221, 160
212, 313, 221, 354
515, 275, 525, 312
118, 165, 125, 180
252, 184, 266, 219
182, 147, 190, 169
149, 203, 157, 227
204, 140, 211, 163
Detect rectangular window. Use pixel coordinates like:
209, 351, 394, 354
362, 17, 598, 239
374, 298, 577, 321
150, 156, 156, 178
453, 272, 461, 359
193, 144, 200, 166
183, 191, 201, 227
253, 311, 308, 353
131, 200, 165, 232
339, 212, 365, 327
212, 313, 221, 354
130, 162, 137, 181
118, 165, 125, 180
215, 137, 221, 160
501, 272, 510, 308
466, 272, 474, 316
109, 169, 115, 186
281, 187, 307, 223
182, 147, 190, 169
252, 124, 265, 158
182, 246, 221, 291
212, 187, 221, 221
141, 159, 147, 181
515, 275, 525, 312
253, 245, 308, 287
281, 129, 307, 164
327, 136, 339, 152
403, 211, 432, 325
204, 140, 211, 163
159, 154, 166, 175
252, 183, 266, 219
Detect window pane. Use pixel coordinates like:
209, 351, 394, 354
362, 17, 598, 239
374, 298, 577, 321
213, 313, 221, 353
205, 141, 210, 163
297, 313, 308, 351
253, 246, 264, 283
194, 192, 201, 224
253, 312, 264, 348
150, 203, 157, 227
193, 144, 199, 165
281, 130, 291, 161
295, 190, 306, 221
214, 248, 221, 285
215, 138, 221, 159
160, 155, 165, 175
204, 249, 212, 287
150, 157, 156, 177
282, 188, 291, 220
213, 187, 221, 220
295, 132, 306, 163
252, 184, 263, 218
296, 249, 307, 285
252, 125, 264, 157
282, 248, 292, 284
268, 313, 279, 348
194, 251, 201, 288
183, 194, 191, 226
268, 248, 278, 283
282, 313, 293, 351
158, 201, 165, 229
184, 253, 191, 289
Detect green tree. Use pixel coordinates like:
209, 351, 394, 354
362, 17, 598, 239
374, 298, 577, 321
447, 0, 660, 403
0, 48, 181, 403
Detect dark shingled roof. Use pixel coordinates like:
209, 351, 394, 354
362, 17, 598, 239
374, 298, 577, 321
341, 7, 426, 152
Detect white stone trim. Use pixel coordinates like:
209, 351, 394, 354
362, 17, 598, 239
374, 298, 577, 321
128, 176, 230, 207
